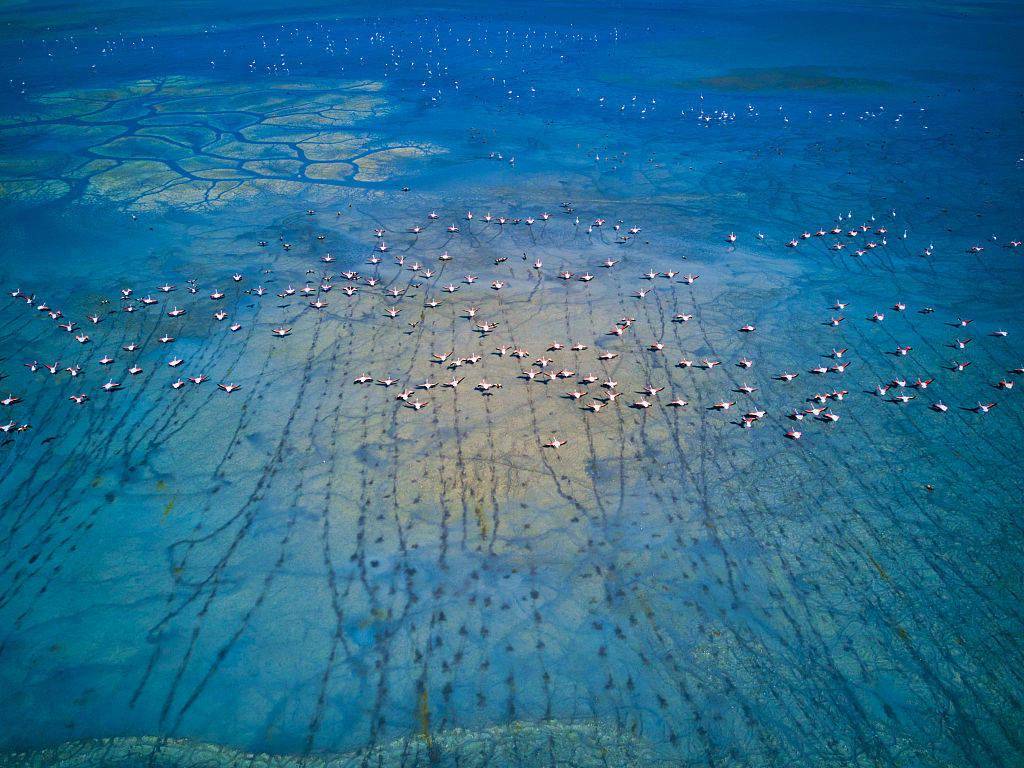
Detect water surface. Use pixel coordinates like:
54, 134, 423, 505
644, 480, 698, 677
0, 2, 1022, 766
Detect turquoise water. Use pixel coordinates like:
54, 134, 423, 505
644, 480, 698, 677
1, 2, 1022, 766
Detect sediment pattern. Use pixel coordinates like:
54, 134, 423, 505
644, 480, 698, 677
0, 77, 441, 208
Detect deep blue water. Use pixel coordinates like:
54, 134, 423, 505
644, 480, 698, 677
0, 2, 1022, 766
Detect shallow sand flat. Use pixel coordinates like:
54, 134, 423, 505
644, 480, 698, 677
353, 146, 439, 182
137, 124, 222, 149
303, 162, 357, 181
0, 178, 70, 202
242, 158, 308, 177
176, 154, 246, 174
95, 135, 197, 162
86, 159, 186, 201
205, 135, 299, 160
140, 110, 261, 132
296, 135, 366, 161
3, 122, 128, 150
63, 157, 122, 179
190, 168, 257, 181
0, 77, 444, 210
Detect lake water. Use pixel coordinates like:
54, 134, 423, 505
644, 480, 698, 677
0, 2, 1022, 766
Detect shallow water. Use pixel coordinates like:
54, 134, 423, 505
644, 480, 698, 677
0, 2, 1022, 766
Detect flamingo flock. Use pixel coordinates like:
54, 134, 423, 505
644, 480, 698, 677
1, 206, 1019, 449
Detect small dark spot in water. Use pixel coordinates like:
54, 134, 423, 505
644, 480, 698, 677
682, 66, 889, 93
